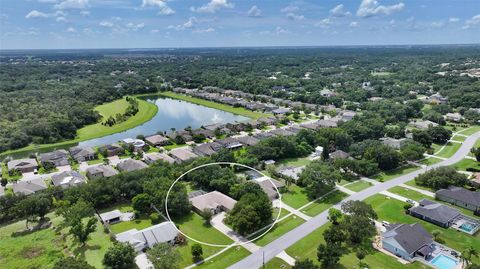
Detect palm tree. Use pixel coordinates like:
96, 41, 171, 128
462, 246, 479, 266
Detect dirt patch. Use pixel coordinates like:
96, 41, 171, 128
21, 246, 44, 259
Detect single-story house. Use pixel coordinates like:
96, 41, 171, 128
436, 186, 480, 213
99, 143, 124, 157
100, 209, 123, 224
253, 177, 285, 200
263, 103, 279, 112
69, 146, 96, 162
277, 166, 305, 181
144, 153, 175, 165
380, 137, 408, 150
189, 191, 237, 215
39, 149, 70, 168
123, 138, 146, 152
236, 136, 260, 146
145, 134, 170, 146
51, 171, 86, 188
86, 165, 118, 179
409, 199, 461, 228
169, 148, 198, 163
382, 223, 433, 261
444, 112, 463, 122
254, 132, 275, 140
258, 117, 277, 126
300, 122, 320, 131
167, 131, 193, 143
270, 128, 295, 137
117, 159, 148, 172
192, 143, 219, 157
203, 123, 225, 132
272, 107, 291, 115
12, 177, 47, 195
192, 128, 215, 139
341, 110, 356, 121
409, 120, 439, 130
7, 158, 38, 173
215, 137, 243, 150
115, 221, 178, 252
316, 119, 338, 128
329, 150, 351, 159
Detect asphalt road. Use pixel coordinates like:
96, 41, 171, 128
228, 131, 480, 269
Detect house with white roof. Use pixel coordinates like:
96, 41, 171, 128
116, 222, 178, 252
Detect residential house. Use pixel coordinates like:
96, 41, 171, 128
272, 107, 291, 115
117, 159, 148, 172
254, 132, 275, 140
215, 137, 243, 150
203, 123, 225, 132
380, 137, 408, 150
330, 150, 351, 159
300, 122, 321, 131
444, 112, 463, 122
145, 135, 170, 146
236, 136, 260, 146
382, 223, 433, 261
409, 120, 439, 130
123, 138, 146, 152
51, 171, 86, 188
169, 148, 198, 163
86, 165, 118, 179
316, 119, 338, 128
115, 221, 178, 252
189, 191, 237, 215
192, 143, 220, 157
263, 103, 279, 112
258, 117, 277, 126
99, 143, 124, 157
100, 209, 123, 224
245, 102, 266, 111
277, 166, 305, 182
167, 131, 193, 143
69, 146, 96, 162
39, 149, 69, 168
12, 177, 47, 195
253, 177, 285, 200
428, 93, 447, 104
144, 153, 175, 165
409, 199, 460, 228
7, 158, 38, 173
270, 128, 295, 137
341, 110, 356, 121
192, 128, 215, 139
436, 186, 480, 213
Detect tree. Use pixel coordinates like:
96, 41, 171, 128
400, 141, 426, 161
292, 259, 319, 269
472, 147, 480, 162
412, 130, 433, 148
0, 177, 7, 187
147, 242, 182, 269
461, 246, 479, 266
414, 166, 469, 190
226, 192, 272, 236
70, 217, 97, 246
317, 243, 343, 268
432, 230, 441, 241
298, 161, 340, 199
341, 200, 377, 244
132, 193, 152, 214
16, 194, 52, 228
55, 199, 94, 227
201, 208, 212, 225
191, 243, 203, 262
103, 242, 136, 269
54, 257, 95, 269
323, 224, 347, 246
364, 144, 402, 171
427, 126, 452, 144
328, 208, 343, 225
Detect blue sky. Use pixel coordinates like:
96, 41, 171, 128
0, 0, 479, 49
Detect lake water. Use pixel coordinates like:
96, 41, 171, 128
78, 96, 249, 148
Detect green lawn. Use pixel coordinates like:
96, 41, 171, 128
435, 142, 461, 158
285, 223, 429, 269
344, 180, 372, 192
431, 143, 444, 154
161, 91, 269, 119
195, 246, 250, 269
418, 157, 443, 166
281, 184, 311, 209
372, 165, 420, 182
264, 257, 292, 269
365, 194, 480, 263
252, 215, 305, 246
458, 125, 480, 136
0, 97, 158, 159
86, 158, 103, 165
276, 157, 311, 167
302, 190, 349, 217
108, 216, 153, 234
451, 135, 466, 142
450, 158, 480, 171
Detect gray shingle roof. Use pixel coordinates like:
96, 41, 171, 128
86, 165, 118, 178
383, 223, 433, 255
436, 187, 480, 208
117, 159, 148, 172
51, 171, 86, 187
7, 158, 38, 171
116, 222, 178, 251
12, 178, 47, 195
410, 199, 460, 224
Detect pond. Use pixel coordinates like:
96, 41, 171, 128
77, 96, 249, 148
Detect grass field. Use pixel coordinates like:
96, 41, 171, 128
435, 142, 461, 158
451, 135, 466, 142
458, 125, 480, 136
344, 180, 372, 192
450, 158, 480, 171
365, 194, 480, 263
285, 223, 429, 269
195, 246, 250, 269
372, 165, 420, 182
418, 157, 443, 166
265, 257, 292, 269
108, 216, 153, 234
253, 215, 305, 246
161, 91, 269, 119
276, 156, 311, 167
302, 190, 348, 217
281, 184, 311, 209
0, 97, 158, 159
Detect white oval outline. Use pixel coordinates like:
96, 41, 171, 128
165, 161, 283, 247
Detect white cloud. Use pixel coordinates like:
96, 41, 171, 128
66, 27, 76, 32
151, 29, 160, 33
191, 0, 234, 14
56, 16, 67, 22
194, 27, 215, 33
462, 14, 480, 29
247, 5, 262, 17
54, 0, 89, 9
25, 10, 49, 19
99, 21, 114, 27
275, 26, 289, 34
315, 18, 332, 28
141, 0, 175, 15
38, 0, 58, 3
349, 21, 358, 27
286, 13, 305, 21
281, 4, 299, 13
357, 0, 404, 17
169, 17, 198, 31
431, 21, 445, 28
80, 10, 90, 16
330, 4, 351, 17
126, 22, 145, 31
449, 17, 459, 23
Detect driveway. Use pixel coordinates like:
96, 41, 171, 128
228, 131, 480, 269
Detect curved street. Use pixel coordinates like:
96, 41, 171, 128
229, 131, 480, 269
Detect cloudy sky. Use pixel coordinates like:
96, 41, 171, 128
0, 0, 479, 49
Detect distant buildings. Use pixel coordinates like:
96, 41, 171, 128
169, 148, 198, 163
409, 120, 439, 130
86, 165, 118, 179
117, 159, 148, 172
444, 112, 463, 123
39, 149, 69, 167
380, 137, 408, 150
69, 146, 96, 162
143, 153, 175, 165
12, 178, 47, 195
145, 135, 170, 146
7, 158, 38, 173
51, 171, 86, 188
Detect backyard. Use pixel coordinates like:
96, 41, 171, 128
372, 165, 420, 182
